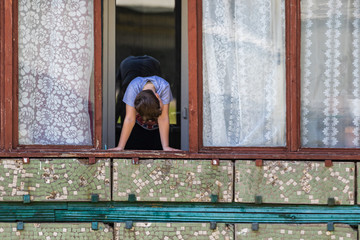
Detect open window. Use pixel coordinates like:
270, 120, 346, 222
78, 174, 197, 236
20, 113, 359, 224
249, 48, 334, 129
103, 0, 189, 150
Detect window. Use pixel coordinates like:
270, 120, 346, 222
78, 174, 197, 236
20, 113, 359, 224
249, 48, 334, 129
188, 0, 360, 155
115, 0, 181, 149
18, 1, 95, 145
300, 0, 360, 148
2, 0, 360, 157
102, 0, 188, 150
202, 0, 286, 147
2, 0, 102, 150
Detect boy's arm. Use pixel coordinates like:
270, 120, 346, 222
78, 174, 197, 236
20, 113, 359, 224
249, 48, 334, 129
158, 104, 179, 151
110, 104, 136, 150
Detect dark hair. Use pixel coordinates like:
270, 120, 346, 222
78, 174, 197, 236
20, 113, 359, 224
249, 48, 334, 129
134, 90, 162, 121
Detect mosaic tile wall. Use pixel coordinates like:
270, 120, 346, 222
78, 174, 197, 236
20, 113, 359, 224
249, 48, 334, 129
115, 222, 234, 240
0, 223, 113, 239
0, 222, 357, 240
235, 223, 357, 240
113, 159, 233, 202
235, 161, 355, 205
0, 159, 111, 201
0, 159, 357, 238
357, 162, 360, 204
0, 159, 356, 205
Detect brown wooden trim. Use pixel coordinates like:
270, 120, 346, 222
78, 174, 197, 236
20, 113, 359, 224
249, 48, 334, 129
0, 0, 4, 149
287, 0, 302, 152
197, 0, 204, 152
188, 0, 200, 152
16, 145, 95, 150
200, 147, 288, 153
93, 0, 102, 149
1, 150, 360, 161
295, 0, 302, 150
298, 148, 360, 153
4, 0, 13, 151
12, 0, 19, 149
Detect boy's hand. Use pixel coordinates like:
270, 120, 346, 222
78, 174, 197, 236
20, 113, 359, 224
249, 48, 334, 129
108, 146, 124, 151
163, 146, 181, 151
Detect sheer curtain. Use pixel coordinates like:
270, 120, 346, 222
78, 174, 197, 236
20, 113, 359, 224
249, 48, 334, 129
18, 0, 94, 145
202, 0, 286, 147
301, 0, 360, 148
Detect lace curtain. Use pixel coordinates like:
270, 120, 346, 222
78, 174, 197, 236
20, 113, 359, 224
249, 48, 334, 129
18, 0, 94, 145
202, 0, 286, 147
301, 0, 360, 148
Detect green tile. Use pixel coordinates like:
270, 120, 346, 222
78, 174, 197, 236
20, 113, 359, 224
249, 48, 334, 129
115, 222, 234, 240
235, 161, 355, 205
0, 159, 111, 201
0, 223, 113, 239
113, 159, 233, 202
235, 223, 356, 239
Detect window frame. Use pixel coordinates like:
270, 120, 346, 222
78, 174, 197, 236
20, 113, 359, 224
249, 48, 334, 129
188, 0, 360, 158
0, 0, 4, 150
1, 0, 103, 151
0, 0, 360, 160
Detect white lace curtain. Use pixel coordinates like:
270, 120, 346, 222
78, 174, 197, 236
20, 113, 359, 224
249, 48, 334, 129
202, 0, 286, 147
301, 0, 360, 148
18, 0, 94, 145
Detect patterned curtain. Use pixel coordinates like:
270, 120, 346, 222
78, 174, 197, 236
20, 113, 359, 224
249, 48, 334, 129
301, 0, 360, 148
18, 0, 94, 145
202, 0, 286, 147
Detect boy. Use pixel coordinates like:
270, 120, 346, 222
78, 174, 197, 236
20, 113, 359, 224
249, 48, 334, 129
111, 56, 178, 151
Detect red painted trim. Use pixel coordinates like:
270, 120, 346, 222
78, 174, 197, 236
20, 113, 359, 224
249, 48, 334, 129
0, 150, 360, 161
197, 0, 204, 152
12, 0, 19, 149
255, 159, 263, 167
93, 0, 102, 149
0, 0, 4, 149
287, 0, 302, 151
188, 0, 199, 152
4, 0, 13, 151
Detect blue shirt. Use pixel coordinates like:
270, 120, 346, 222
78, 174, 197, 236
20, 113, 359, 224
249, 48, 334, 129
123, 75, 173, 107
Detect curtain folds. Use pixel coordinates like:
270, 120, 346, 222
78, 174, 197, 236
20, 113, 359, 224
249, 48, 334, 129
301, 0, 360, 148
18, 0, 94, 145
202, 0, 286, 147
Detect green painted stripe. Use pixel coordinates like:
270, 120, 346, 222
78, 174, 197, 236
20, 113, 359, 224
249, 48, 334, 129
0, 202, 359, 224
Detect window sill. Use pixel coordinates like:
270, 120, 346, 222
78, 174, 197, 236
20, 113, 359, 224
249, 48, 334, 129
0, 148, 359, 160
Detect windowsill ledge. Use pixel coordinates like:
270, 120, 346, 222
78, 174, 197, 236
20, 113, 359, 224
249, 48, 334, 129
0, 148, 360, 160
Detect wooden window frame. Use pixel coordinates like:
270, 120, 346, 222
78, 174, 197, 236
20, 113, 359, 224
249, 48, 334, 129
187, 0, 360, 160
1, 0, 102, 152
0, 0, 360, 160
0, 0, 4, 150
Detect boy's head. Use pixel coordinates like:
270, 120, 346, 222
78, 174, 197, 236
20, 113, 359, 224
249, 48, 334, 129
134, 89, 162, 121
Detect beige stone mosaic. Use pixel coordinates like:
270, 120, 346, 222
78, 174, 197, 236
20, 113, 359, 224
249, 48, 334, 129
0, 222, 113, 239
356, 163, 360, 205
235, 224, 356, 239
115, 222, 234, 240
235, 161, 355, 204
0, 159, 111, 201
113, 159, 233, 202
